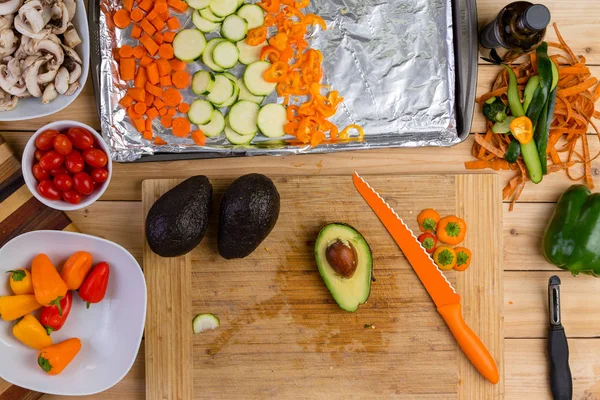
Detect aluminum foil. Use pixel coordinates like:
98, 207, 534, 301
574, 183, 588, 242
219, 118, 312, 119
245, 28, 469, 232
99, 0, 458, 162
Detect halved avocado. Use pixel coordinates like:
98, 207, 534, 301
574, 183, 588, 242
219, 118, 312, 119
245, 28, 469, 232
315, 223, 373, 312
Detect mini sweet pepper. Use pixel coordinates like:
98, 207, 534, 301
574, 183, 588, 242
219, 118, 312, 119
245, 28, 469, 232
7, 269, 34, 295
31, 254, 68, 313
0, 295, 42, 321
60, 251, 93, 290
13, 314, 53, 350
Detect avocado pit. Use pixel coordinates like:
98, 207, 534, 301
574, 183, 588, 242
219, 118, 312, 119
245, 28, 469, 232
326, 239, 358, 278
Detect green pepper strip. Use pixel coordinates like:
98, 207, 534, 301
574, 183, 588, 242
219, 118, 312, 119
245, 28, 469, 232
526, 42, 553, 127
535, 88, 557, 175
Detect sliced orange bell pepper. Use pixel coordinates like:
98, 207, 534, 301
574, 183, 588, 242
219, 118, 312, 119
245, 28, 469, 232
268, 32, 289, 51
264, 61, 289, 83
246, 26, 267, 46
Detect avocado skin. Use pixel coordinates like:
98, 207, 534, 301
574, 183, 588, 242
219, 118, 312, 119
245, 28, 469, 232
218, 174, 280, 259
146, 176, 212, 257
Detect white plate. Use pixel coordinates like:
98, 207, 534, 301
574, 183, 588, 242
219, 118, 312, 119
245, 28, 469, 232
0, 231, 146, 396
0, 0, 90, 121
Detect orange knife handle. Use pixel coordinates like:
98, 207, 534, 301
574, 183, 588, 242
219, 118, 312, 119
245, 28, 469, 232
437, 303, 499, 384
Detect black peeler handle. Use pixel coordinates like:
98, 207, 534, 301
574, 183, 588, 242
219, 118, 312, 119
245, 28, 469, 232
548, 326, 572, 399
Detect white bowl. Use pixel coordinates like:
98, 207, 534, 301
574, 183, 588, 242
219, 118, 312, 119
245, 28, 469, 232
22, 121, 112, 211
0, 231, 146, 396
0, 0, 90, 121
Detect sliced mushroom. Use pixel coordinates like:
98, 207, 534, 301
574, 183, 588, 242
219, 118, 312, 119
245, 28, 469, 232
0, 29, 18, 57
54, 65, 68, 94
61, 43, 80, 63
64, 80, 77, 95
13, 35, 37, 59
36, 37, 63, 64
24, 54, 50, 96
41, 81, 56, 102
0, 87, 17, 110
14, 0, 52, 38
63, 54, 79, 83
0, 13, 14, 29
0, 57, 27, 96
49, 1, 68, 34
46, 32, 61, 45
21, 54, 38, 69
62, 23, 80, 48
62, 0, 74, 21
0, 0, 22, 15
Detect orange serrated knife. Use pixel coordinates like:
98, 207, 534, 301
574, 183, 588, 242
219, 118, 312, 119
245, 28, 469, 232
353, 173, 499, 384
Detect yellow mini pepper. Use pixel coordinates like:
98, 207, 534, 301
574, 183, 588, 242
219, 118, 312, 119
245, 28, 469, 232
13, 314, 52, 350
0, 295, 42, 321
31, 254, 68, 313
7, 269, 34, 295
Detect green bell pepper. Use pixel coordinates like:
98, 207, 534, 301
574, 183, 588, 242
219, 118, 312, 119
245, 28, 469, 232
543, 185, 600, 277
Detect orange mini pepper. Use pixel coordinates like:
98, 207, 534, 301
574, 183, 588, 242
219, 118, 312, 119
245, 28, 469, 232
264, 61, 289, 83
436, 216, 467, 245
7, 269, 34, 295
268, 32, 289, 51
31, 254, 68, 314
433, 245, 457, 271
417, 208, 440, 232
510, 116, 533, 145
246, 26, 267, 46
60, 251, 93, 290
453, 247, 472, 271
38, 338, 82, 375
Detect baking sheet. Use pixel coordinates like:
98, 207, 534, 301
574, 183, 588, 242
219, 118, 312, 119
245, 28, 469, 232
98, 0, 464, 162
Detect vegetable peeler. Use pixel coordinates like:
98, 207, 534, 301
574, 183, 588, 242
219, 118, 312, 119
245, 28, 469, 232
548, 275, 572, 400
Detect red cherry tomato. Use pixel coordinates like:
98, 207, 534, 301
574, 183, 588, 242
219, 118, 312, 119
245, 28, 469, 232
32, 163, 50, 181
83, 149, 108, 168
53, 173, 73, 191
49, 166, 68, 176
62, 189, 82, 204
34, 149, 47, 161
65, 150, 84, 173
90, 168, 109, 183
35, 130, 59, 151
38, 180, 61, 200
73, 172, 94, 195
39, 150, 64, 171
53, 134, 73, 155
67, 127, 94, 150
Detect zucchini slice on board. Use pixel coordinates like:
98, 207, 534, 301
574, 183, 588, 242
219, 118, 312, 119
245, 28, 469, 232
202, 38, 226, 72
192, 70, 215, 95
188, 99, 214, 125
207, 74, 234, 104
228, 100, 260, 135
209, 0, 238, 17
236, 40, 267, 65
192, 10, 220, 32
212, 40, 240, 69
236, 4, 264, 29
193, 314, 220, 333
198, 109, 226, 137
238, 78, 264, 104
257, 103, 287, 138
186, 0, 210, 10
173, 29, 206, 62
243, 61, 276, 96
220, 14, 247, 41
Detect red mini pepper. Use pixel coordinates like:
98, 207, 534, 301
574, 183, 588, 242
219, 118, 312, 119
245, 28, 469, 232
417, 232, 438, 254
40, 291, 73, 335
78, 262, 110, 308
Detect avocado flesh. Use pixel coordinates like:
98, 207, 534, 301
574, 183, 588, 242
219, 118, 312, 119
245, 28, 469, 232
146, 176, 212, 257
218, 174, 280, 259
315, 223, 373, 312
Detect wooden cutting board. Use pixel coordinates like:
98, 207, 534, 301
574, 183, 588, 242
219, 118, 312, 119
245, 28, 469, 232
142, 174, 504, 399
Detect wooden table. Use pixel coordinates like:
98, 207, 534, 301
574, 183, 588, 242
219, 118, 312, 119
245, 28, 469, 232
1, 0, 600, 398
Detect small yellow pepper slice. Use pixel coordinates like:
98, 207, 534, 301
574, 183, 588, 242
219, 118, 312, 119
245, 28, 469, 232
510, 116, 534, 144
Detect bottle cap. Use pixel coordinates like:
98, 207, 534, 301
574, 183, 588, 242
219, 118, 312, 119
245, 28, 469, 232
524, 4, 551, 31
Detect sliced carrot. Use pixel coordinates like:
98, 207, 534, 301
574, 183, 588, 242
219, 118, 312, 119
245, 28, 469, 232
127, 88, 146, 103
172, 118, 191, 137
166, 17, 180, 30
154, 32, 164, 45
146, 82, 163, 97
133, 45, 146, 59
119, 58, 136, 81
167, 0, 188, 12
171, 70, 190, 89
163, 88, 182, 107
191, 130, 206, 145
178, 102, 189, 113
145, 118, 154, 131
140, 33, 160, 56
156, 58, 172, 76
154, 98, 165, 109
167, 107, 177, 117
161, 115, 173, 128
130, 8, 144, 22
158, 107, 168, 116
146, 107, 160, 119
146, 62, 160, 84
138, 0, 154, 12
119, 95, 134, 108
158, 11, 170, 21
127, 106, 143, 120
134, 102, 147, 115
133, 118, 146, 132
119, 45, 134, 58
143, 130, 153, 140
146, 93, 155, 107
123, 0, 134, 12
113, 9, 131, 29
146, 10, 158, 21
131, 25, 142, 39
158, 43, 174, 60
169, 59, 186, 71
154, 0, 168, 13
134, 66, 147, 88
160, 75, 172, 86
140, 56, 154, 67
154, 136, 167, 145
162, 31, 176, 43
151, 17, 166, 31
140, 18, 156, 36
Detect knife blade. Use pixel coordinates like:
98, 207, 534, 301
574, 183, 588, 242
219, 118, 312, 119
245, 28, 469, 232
353, 172, 499, 384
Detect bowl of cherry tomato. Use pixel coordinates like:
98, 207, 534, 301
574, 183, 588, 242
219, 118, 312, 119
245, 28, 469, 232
22, 121, 112, 211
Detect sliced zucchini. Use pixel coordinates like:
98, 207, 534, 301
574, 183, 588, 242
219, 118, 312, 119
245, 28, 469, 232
243, 61, 276, 96
200, 7, 225, 22
215, 79, 239, 108
236, 4, 264, 29
225, 123, 256, 145
238, 78, 264, 103
236, 40, 266, 65
188, 99, 214, 125
173, 29, 206, 62
209, 0, 238, 17
207, 74, 234, 104
228, 100, 259, 135
192, 70, 215, 95
198, 109, 226, 137
186, 0, 210, 9
212, 40, 239, 69
193, 313, 220, 333
257, 103, 287, 138
192, 10, 220, 32
220, 14, 247, 41
222, 72, 237, 82
202, 38, 225, 72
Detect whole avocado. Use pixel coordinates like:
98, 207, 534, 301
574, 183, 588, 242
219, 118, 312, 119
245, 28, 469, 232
218, 174, 280, 259
146, 176, 212, 257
